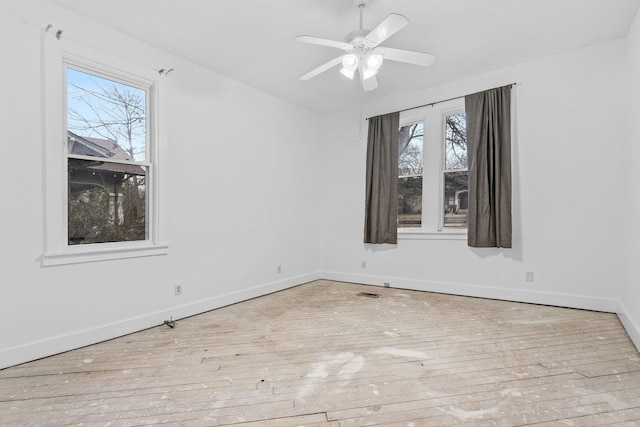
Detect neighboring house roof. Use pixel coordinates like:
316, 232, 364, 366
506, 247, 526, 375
67, 131, 145, 176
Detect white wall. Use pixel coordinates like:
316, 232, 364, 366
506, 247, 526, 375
320, 39, 629, 315
0, 1, 322, 369
620, 6, 640, 349
2, 1, 638, 370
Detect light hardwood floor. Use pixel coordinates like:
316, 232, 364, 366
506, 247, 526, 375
1, 280, 640, 426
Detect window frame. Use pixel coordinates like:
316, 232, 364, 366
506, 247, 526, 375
42, 35, 168, 266
397, 100, 467, 240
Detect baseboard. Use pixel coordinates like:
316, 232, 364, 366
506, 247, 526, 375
617, 304, 640, 353
322, 271, 621, 313
3, 270, 633, 370
0, 272, 322, 370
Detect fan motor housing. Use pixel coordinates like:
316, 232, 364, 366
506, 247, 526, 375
344, 29, 370, 46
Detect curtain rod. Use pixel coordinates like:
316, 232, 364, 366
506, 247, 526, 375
366, 82, 517, 120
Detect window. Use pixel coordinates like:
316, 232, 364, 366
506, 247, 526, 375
398, 122, 424, 228
397, 100, 467, 238
67, 67, 149, 245
43, 37, 167, 265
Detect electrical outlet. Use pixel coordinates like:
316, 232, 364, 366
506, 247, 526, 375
277, 265, 282, 274
361, 260, 366, 269
175, 284, 183, 295
525, 272, 534, 282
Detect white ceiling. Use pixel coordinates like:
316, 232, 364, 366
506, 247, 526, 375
47, 0, 639, 115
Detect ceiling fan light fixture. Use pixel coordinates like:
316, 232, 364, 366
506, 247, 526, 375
365, 53, 383, 71
360, 52, 383, 80
342, 54, 358, 70
340, 67, 356, 80
340, 53, 359, 80
361, 66, 378, 80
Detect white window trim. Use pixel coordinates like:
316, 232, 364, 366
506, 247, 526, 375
397, 100, 467, 241
42, 34, 168, 266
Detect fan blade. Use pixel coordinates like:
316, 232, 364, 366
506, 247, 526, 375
377, 47, 436, 67
361, 75, 378, 91
364, 13, 409, 47
295, 35, 351, 50
299, 56, 344, 80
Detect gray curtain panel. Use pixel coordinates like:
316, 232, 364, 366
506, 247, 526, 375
364, 112, 400, 244
465, 85, 512, 248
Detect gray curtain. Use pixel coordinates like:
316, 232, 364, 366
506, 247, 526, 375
465, 85, 512, 248
364, 112, 399, 244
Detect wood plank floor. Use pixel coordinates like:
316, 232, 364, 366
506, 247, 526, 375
1, 280, 640, 426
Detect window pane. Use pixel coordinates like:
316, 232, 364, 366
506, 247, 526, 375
67, 68, 146, 162
444, 112, 468, 228
445, 113, 467, 170
398, 122, 424, 228
443, 171, 468, 228
68, 158, 146, 245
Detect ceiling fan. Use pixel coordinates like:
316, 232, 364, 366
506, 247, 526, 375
295, 0, 436, 91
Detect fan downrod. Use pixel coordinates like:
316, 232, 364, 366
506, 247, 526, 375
351, 0, 370, 8
347, 0, 372, 44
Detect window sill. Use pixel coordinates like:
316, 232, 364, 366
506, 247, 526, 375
398, 228, 467, 240
42, 243, 168, 266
